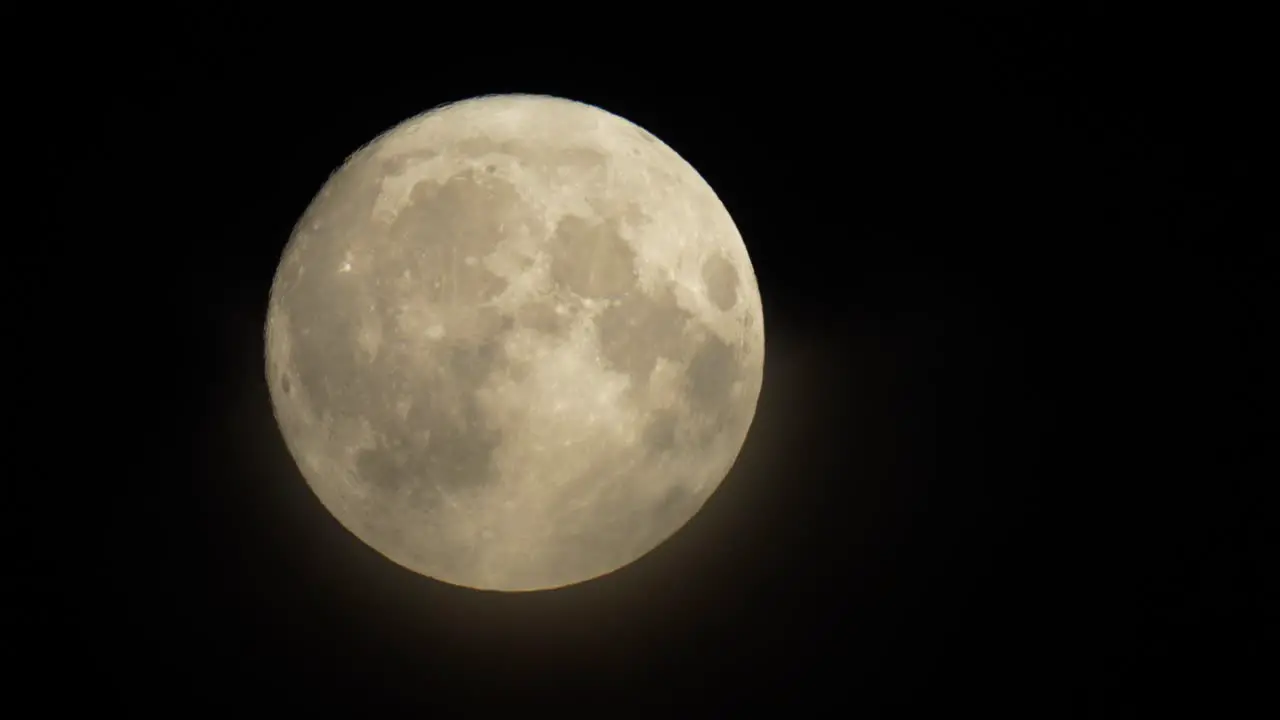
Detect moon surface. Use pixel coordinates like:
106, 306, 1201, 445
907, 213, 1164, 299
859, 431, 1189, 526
265, 94, 764, 591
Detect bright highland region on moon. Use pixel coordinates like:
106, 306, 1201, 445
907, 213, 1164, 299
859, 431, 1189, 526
265, 94, 765, 591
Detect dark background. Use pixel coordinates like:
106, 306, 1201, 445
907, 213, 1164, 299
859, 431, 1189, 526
21, 12, 1268, 713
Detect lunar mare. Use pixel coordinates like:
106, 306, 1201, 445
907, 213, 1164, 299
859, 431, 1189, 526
265, 94, 764, 591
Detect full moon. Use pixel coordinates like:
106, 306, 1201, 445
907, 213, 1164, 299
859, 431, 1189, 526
265, 94, 765, 591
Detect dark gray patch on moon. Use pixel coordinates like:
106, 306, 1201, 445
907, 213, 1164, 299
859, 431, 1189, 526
685, 333, 739, 422
701, 253, 740, 311
558, 147, 609, 171
389, 169, 520, 303
641, 408, 679, 454
596, 282, 693, 394
354, 442, 412, 494
355, 339, 507, 498
548, 215, 639, 300
286, 294, 375, 419
446, 338, 505, 389
452, 136, 522, 161
512, 298, 569, 336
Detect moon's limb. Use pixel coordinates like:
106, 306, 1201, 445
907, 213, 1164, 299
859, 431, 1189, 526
266, 94, 764, 591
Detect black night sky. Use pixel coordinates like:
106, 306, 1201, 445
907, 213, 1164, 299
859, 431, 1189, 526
24, 12, 1267, 713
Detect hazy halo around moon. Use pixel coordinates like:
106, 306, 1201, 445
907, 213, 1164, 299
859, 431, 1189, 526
264, 94, 765, 591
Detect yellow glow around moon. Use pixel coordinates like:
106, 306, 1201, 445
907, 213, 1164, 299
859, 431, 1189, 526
265, 94, 764, 591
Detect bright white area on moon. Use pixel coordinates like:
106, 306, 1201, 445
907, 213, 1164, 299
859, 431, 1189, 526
265, 94, 764, 591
